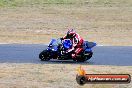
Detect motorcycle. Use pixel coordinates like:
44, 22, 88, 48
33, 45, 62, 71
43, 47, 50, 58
39, 38, 96, 62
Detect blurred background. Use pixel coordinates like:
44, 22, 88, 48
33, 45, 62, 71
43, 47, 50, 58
0, 0, 132, 45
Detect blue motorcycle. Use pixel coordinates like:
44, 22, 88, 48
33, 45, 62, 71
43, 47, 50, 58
39, 38, 96, 62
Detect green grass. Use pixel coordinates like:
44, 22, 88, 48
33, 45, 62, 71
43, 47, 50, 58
0, 0, 132, 7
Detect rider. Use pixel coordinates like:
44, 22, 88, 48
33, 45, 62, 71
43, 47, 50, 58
61, 29, 84, 59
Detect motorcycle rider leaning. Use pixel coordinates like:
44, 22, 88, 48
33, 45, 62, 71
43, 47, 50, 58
61, 29, 84, 59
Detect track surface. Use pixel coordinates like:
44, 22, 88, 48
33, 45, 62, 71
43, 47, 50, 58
0, 44, 132, 66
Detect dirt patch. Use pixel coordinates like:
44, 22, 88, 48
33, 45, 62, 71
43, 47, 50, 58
0, 6, 132, 45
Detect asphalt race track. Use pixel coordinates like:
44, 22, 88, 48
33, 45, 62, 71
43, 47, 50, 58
0, 44, 132, 66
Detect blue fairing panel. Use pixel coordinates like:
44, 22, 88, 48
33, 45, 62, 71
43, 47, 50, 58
85, 48, 92, 52
84, 41, 96, 48
52, 46, 58, 51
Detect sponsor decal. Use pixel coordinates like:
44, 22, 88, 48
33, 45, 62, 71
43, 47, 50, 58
76, 66, 131, 85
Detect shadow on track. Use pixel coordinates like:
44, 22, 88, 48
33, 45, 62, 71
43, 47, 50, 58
38, 60, 95, 65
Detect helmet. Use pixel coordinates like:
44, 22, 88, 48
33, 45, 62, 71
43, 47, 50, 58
67, 29, 76, 38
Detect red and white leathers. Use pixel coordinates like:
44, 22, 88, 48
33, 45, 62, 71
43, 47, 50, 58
63, 33, 84, 58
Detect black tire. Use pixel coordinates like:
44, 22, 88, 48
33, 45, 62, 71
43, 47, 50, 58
39, 50, 50, 61
84, 52, 93, 61
76, 75, 86, 85
75, 52, 93, 62
76, 57, 86, 62
73, 55, 86, 62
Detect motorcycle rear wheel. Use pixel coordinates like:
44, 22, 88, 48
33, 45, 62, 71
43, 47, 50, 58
84, 52, 93, 61
75, 52, 93, 62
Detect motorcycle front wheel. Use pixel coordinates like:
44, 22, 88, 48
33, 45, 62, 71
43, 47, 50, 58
39, 50, 50, 61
